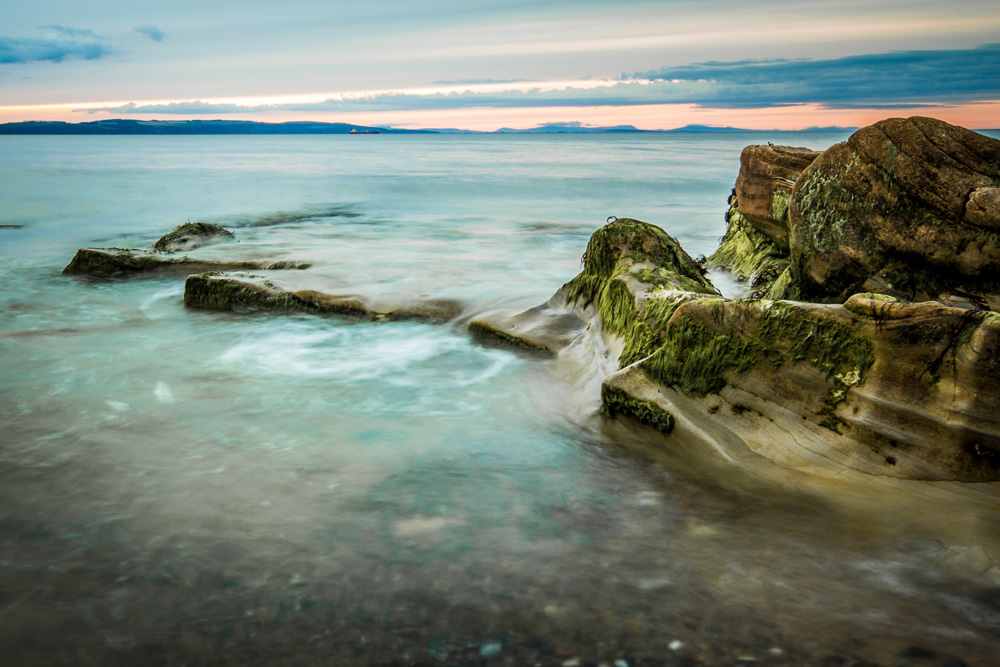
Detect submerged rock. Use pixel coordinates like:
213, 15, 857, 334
184, 272, 464, 322
152, 221, 235, 253
62, 247, 310, 278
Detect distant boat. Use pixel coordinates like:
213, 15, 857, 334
349, 128, 380, 134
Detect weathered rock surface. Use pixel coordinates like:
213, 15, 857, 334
152, 222, 235, 253
603, 293, 1000, 482
789, 117, 1000, 305
184, 272, 464, 322
709, 117, 1000, 309
484, 205, 1000, 482
469, 291, 588, 355
706, 145, 819, 298
732, 144, 821, 249
62, 247, 310, 278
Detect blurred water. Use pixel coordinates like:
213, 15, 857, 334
2, 133, 999, 666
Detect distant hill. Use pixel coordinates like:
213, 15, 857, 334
0, 119, 863, 135
494, 124, 647, 133
0, 119, 433, 135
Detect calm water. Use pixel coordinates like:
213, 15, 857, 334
2, 133, 1000, 666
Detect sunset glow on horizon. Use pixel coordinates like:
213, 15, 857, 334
2, 1, 998, 132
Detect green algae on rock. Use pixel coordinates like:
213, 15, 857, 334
706, 194, 791, 299
62, 247, 311, 278
601, 385, 674, 434
787, 117, 1000, 307
602, 293, 1000, 482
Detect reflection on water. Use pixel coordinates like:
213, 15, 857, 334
2, 135, 999, 665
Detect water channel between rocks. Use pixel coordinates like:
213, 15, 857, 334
2, 134, 999, 666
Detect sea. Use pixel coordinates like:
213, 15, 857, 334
2, 132, 999, 665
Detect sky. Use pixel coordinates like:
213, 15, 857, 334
1, 0, 999, 131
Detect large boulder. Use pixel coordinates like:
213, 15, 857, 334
152, 222, 235, 253
787, 117, 1000, 307
708, 118, 1000, 309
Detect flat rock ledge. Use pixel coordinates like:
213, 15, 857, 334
184, 272, 464, 323
62, 247, 310, 278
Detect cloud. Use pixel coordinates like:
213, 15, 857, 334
80, 44, 1000, 116
431, 78, 536, 85
38, 25, 101, 40
1, 25, 112, 64
0, 36, 113, 64
629, 43, 1000, 108
134, 25, 167, 43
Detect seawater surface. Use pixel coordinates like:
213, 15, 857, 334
2, 133, 1000, 666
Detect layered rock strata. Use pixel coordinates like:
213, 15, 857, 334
479, 212, 1000, 482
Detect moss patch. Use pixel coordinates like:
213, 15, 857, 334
638, 300, 875, 400
601, 386, 675, 434
618, 296, 687, 367
564, 218, 718, 358
639, 312, 765, 397
705, 198, 789, 297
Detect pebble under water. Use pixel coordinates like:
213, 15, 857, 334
2, 133, 1000, 666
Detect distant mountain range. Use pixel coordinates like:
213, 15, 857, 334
0, 119, 431, 135
0, 119, 859, 135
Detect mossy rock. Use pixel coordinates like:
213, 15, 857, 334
705, 193, 792, 299
184, 273, 463, 323
732, 144, 820, 249
602, 292, 1000, 482
787, 117, 1000, 306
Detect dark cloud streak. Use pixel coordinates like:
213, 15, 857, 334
80, 44, 1000, 114
134, 25, 167, 43
0, 36, 113, 64
630, 44, 1000, 108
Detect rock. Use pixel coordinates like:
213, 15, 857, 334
787, 117, 1000, 305
709, 118, 1000, 308
706, 193, 792, 299
732, 144, 821, 249
183, 272, 464, 322
469, 291, 588, 355
471, 217, 720, 361
62, 247, 310, 278
941, 545, 997, 576
152, 222, 235, 253
706, 145, 819, 298
602, 293, 1000, 482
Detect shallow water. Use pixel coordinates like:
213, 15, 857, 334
2, 133, 1000, 666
